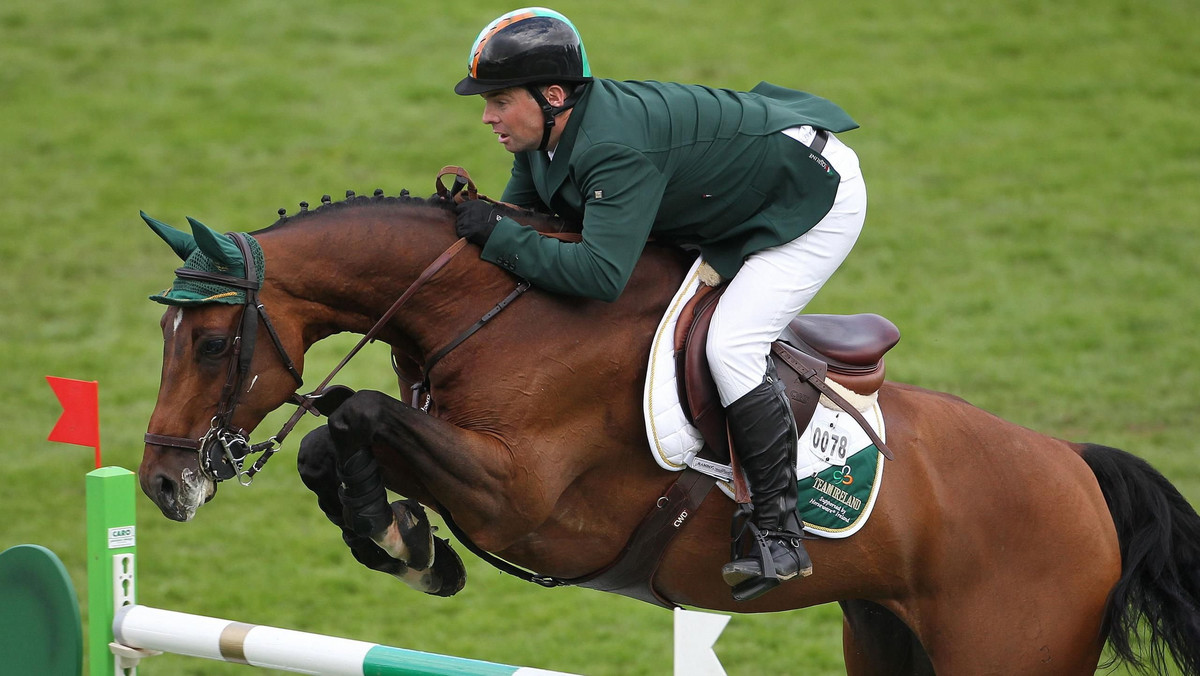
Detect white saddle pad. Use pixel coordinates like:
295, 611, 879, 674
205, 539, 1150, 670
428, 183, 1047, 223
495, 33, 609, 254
642, 258, 887, 538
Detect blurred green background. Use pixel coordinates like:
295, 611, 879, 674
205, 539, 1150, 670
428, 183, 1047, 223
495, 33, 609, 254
2, 0, 1196, 674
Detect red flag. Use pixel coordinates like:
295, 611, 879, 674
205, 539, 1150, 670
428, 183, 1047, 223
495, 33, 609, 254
46, 376, 101, 468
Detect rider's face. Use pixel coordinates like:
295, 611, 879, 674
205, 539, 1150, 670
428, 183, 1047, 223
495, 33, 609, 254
480, 85, 569, 153
480, 87, 545, 153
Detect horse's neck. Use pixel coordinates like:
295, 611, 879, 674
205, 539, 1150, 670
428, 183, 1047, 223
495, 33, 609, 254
256, 207, 505, 356
257, 205, 693, 417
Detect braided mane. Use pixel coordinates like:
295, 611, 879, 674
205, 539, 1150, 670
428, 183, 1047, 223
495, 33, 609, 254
256, 188, 578, 235
257, 189, 453, 233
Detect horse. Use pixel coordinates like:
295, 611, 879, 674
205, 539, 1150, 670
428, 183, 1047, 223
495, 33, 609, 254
137, 192, 1200, 675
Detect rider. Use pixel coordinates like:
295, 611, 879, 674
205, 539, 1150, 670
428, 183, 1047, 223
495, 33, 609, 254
451, 7, 867, 602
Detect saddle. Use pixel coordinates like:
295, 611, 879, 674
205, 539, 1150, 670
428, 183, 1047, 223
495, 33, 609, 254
676, 283, 899, 477
567, 284, 900, 607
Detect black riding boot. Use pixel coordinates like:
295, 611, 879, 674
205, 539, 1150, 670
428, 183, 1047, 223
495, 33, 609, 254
721, 359, 812, 601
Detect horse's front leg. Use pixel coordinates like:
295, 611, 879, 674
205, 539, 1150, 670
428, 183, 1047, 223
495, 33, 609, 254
328, 389, 559, 549
297, 423, 464, 597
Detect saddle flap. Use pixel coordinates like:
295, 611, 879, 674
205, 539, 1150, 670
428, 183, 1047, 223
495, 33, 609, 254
677, 288, 825, 467
677, 286, 729, 460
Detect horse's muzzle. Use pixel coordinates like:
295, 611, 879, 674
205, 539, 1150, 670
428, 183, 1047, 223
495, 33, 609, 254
142, 463, 215, 522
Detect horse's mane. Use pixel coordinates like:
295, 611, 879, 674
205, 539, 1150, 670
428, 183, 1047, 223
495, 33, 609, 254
252, 189, 451, 233
253, 189, 577, 235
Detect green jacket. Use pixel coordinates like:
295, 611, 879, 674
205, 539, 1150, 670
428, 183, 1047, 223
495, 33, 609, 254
480, 78, 858, 301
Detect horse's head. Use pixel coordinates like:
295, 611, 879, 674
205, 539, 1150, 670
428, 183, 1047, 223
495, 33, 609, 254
140, 212, 305, 521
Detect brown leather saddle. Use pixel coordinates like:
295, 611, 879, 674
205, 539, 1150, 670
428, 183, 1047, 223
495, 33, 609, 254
676, 283, 900, 477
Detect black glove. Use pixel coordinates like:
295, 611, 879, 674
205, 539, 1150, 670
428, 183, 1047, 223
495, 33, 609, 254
455, 200, 503, 248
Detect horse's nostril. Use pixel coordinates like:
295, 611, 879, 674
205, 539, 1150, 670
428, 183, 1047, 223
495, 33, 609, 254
157, 473, 177, 505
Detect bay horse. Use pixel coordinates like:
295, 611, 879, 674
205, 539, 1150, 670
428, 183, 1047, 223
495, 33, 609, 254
138, 193, 1200, 675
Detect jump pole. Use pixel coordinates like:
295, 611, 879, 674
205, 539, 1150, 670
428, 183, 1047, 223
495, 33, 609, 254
111, 604, 573, 676
86, 467, 578, 676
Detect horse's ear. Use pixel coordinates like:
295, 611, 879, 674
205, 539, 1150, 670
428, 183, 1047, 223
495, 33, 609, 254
186, 216, 241, 267
141, 211, 197, 261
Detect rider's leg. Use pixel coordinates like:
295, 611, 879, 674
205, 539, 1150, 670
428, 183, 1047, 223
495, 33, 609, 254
707, 131, 865, 601
720, 357, 812, 601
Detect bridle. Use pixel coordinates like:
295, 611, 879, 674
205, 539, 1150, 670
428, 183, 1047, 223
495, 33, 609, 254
144, 232, 305, 485
145, 192, 529, 486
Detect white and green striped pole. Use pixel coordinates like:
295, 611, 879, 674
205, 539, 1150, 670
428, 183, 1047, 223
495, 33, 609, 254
113, 604, 574, 676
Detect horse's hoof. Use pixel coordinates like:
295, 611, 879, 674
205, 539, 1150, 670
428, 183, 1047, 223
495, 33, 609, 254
392, 499, 434, 570
426, 537, 466, 597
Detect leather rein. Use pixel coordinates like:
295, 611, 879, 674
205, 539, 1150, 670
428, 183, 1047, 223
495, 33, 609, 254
145, 178, 528, 485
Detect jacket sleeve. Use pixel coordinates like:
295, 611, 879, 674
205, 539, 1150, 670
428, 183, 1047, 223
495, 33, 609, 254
481, 143, 667, 302
500, 153, 544, 209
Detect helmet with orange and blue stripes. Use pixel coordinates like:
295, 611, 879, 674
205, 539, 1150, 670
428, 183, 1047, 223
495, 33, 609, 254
454, 8, 592, 96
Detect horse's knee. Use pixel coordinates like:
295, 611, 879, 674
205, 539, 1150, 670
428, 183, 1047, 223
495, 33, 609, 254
297, 426, 337, 489
326, 390, 397, 450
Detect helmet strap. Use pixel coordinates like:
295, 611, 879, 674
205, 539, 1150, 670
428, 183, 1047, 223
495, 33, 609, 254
526, 84, 585, 152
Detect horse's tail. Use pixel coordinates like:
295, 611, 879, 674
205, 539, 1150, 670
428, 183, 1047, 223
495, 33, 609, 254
1081, 443, 1200, 676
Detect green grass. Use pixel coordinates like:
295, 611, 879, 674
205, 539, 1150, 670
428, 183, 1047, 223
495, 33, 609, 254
2, 1, 1197, 674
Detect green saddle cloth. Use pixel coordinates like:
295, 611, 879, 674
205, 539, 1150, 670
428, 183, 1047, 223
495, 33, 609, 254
797, 443, 884, 537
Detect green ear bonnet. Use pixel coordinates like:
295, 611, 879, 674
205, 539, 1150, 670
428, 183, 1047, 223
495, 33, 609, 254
141, 211, 265, 306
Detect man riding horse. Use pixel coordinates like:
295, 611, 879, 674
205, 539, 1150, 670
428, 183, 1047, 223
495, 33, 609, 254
451, 7, 867, 601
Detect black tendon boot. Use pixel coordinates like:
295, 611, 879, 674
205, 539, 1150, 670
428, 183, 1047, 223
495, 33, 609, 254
721, 360, 813, 601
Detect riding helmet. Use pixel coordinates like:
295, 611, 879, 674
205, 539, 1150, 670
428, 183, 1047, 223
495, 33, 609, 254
455, 7, 592, 96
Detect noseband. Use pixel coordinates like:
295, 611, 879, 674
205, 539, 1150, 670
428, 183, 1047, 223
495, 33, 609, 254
144, 232, 305, 484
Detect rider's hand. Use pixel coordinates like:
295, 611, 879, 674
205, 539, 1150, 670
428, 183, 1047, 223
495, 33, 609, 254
455, 200, 503, 248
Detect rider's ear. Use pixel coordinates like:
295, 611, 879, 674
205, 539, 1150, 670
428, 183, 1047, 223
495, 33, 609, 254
187, 216, 242, 268
141, 211, 197, 261
544, 84, 569, 107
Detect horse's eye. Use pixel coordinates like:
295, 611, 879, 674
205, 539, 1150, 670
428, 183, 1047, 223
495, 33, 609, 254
199, 337, 229, 357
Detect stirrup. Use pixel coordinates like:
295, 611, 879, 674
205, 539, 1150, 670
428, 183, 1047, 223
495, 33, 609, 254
723, 525, 808, 580
722, 523, 812, 601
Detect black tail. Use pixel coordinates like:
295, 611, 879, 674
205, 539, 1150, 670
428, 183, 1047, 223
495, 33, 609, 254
1081, 443, 1200, 676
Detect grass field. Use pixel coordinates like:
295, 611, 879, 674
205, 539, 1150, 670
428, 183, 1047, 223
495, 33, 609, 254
2, 0, 1197, 674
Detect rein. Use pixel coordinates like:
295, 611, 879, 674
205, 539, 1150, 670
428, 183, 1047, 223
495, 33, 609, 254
251, 236, 472, 478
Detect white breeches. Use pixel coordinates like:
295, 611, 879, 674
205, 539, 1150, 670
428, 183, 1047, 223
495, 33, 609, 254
707, 128, 866, 406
